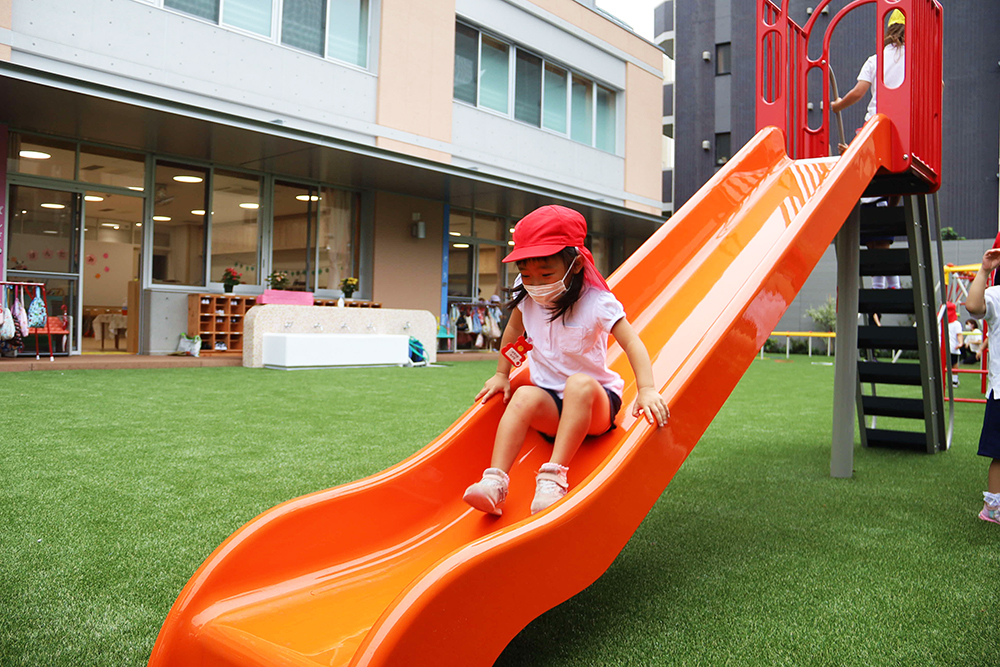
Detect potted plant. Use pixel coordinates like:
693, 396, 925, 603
267, 271, 290, 290
221, 267, 242, 293
340, 276, 359, 299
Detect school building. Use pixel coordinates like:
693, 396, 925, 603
0, 0, 665, 356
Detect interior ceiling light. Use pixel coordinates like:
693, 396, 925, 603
295, 194, 320, 201
508, 241, 515, 246
173, 175, 204, 183
191, 209, 206, 215
135, 223, 142, 227
101, 223, 118, 228
42, 230, 58, 234
239, 202, 260, 209
127, 186, 144, 191
453, 243, 470, 248
40, 203, 65, 209
84, 195, 105, 202
449, 231, 461, 236
19, 150, 51, 160
152, 215, 171, 221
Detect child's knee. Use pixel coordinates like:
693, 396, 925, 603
507, 386, 550, 414
563, 373, 599, 402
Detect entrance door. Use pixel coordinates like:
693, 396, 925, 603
81, 190, 143, 353
5, 185, 81, 354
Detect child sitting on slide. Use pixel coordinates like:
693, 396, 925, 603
463, 205, 669, 516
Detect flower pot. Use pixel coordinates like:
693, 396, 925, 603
224, 284, 234, 293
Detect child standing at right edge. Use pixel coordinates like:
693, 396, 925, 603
962, 248, 1000, 524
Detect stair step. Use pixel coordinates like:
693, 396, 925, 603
860, 248, 911, 276
857, 325, 919, 350
858, 288, 915, 314
864, 428, 930, 452
861, 395, 926, 419
859, 204, 906, 236
857, 361, 923, 386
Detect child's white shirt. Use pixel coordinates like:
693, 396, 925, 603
948, 319, 963, 354
983, 286, 1000, 397
517, 285, 625, 399
858, 44, 905, 121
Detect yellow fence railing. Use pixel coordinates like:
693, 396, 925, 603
763, 331, 836, 359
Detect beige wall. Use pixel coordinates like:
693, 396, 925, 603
624, 63, 663, 210
375, 0, 455, 160
0, 0, 10, 60
372, 192, 444, 318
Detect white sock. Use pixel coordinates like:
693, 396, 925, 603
983, 491, 1000, 508
484, 468, 509, 484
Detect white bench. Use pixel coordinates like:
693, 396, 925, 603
262, 333, 411, 369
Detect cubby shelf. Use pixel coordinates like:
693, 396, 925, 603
188, 294, 257, 355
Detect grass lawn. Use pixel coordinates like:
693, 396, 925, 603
1, 356, 996, 666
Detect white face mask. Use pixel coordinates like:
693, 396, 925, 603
523, 262, 574, 306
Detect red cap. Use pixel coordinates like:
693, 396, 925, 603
503, 205, 610, 291
947, 301, 957, 323
503, 206, 586, 263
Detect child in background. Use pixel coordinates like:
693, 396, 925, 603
961, 317, 983, 365
463, 205, 670, 515
962, 249, 1000, 524
947, 302, 963, 388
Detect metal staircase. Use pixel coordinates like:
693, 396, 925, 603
854, 192, 948, 453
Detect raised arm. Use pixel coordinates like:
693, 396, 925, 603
965, 249, 1000, 318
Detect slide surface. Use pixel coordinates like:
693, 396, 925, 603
149, 118, 891, 667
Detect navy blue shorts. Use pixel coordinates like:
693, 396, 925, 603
537, 386, 622, 442
978, 391, 1000, 460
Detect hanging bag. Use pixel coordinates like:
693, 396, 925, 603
28, 287, 47, 328
470, 308, 482, 334
14, 287, 29, 335
0, 288, 15, 341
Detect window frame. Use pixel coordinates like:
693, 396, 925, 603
453, 21, 619, 154
715, 42, 732, 76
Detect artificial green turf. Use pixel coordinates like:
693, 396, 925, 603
1, 357, 996, 666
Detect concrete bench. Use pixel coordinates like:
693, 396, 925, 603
262, 333, 411, 369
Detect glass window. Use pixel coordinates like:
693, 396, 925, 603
716, 42, 732, 76
715, 132, 731, 165
454, 23, 479, 105
152, 163, 209, 286
8, 135, 76, 180
272, 182, 318, 291
315, 188, 357, 290
595, 85, 616, 153
164, 0, 219, 21
571, 74, 594, 145
449, 210, 472, 238
473, 214, 505, 242
448, 244, 473, 298
281, 0, 326, 55
211, 170, 260, 286
327, 0, 368, 67
514, 50, 542, 127
223, 0, 272, 36
79, 146, 146, 191
543, 63, 568, 133
7, 186, 79, 274
478, 245, 503, 302
479, 36, 509, 114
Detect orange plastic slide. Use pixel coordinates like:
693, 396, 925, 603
149, 118, 891, 667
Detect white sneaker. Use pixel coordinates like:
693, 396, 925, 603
531, 463, 569, 514
463, 468, 509, 515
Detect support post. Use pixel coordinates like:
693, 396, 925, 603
832, 205, 860, 478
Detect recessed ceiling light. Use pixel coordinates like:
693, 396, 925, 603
40, 203, 66, 209
191, 209, 206, 216
84, 195, 105, 202
508, 241, 515, 246
449, 231, 461, 236
19, 150, 51, 160
127, 186, 144, 191
135, 223, 142, 227
509, 228, 515, 234
101, 223, 118, 228
42, 230, 58, 234
295, 194, 320, 202
453, 243, 470, 248
239, 202, 259, 209
152, 215, 171, 221
173, 175, 204, 183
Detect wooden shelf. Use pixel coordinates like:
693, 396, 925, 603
188, 294, 256, 355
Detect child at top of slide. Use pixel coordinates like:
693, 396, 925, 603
463, 205, 669, 516
831, 9, 906, 122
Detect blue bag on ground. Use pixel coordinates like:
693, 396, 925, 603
408, 337, 427, 363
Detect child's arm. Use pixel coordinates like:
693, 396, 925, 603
476, 307, 525, 405
611, 318, 669, 427
831, 80, 870, 113
965, 249, 1000, 317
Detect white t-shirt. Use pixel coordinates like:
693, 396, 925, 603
858, 44, 905, 121
965, 328, 983, 353
517, 285, 626, 398
948, 319, 963, 354
983, 287, 1000, 397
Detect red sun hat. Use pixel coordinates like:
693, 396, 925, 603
504, 205, 610, 291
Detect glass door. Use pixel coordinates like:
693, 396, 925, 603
5, 185, 81, 355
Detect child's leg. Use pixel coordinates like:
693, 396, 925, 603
549, 373, 612, 467
489, 386, 561, 472
989, 459, 1000, 494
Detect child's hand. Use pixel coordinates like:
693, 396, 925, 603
983, 248, 1000, 274
476, 373, 511, 405
633, 387, 669, 427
